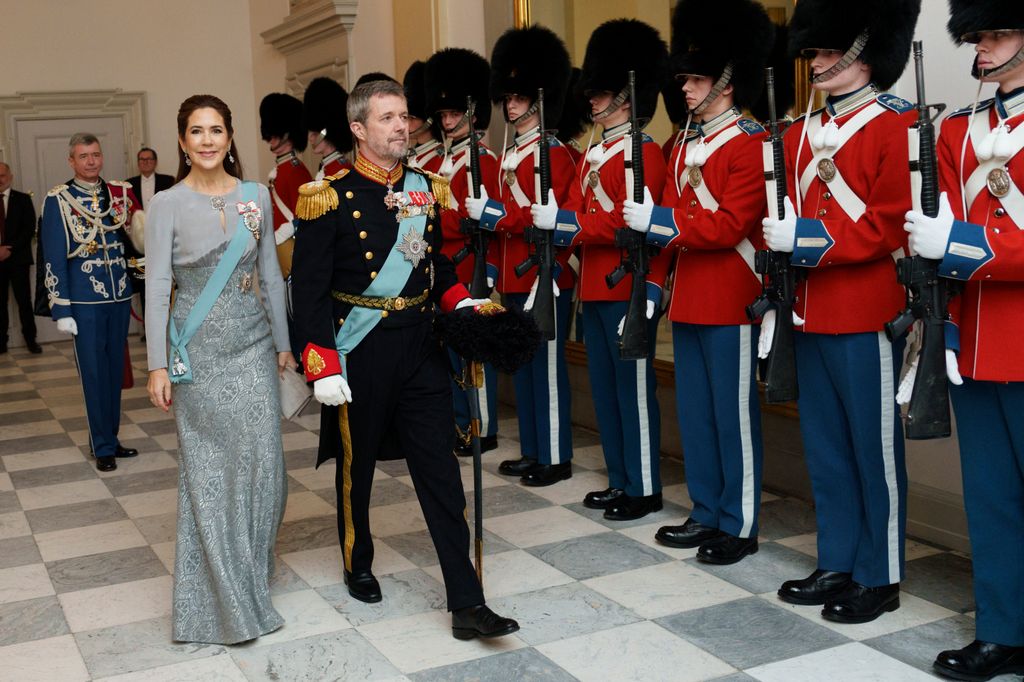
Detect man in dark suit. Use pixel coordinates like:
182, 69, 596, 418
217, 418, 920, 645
0, 162, 41, 354
125, 148, 173, 209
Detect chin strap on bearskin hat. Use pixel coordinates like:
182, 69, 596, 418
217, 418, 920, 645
811, 30, 871, 85
578, 19, 669, 125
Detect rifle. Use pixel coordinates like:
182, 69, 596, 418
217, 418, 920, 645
513, 88, 557, 340
451, 97, 492, 298
746, 67, 799, 403
885, 41, 952, 440
606, 70, 653, 360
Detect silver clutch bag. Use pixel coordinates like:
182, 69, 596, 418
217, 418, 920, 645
279, 368, 313, 420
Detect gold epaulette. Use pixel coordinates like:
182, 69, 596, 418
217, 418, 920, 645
296, 179, 340, 221
424, 171, 451, 211
47, 184, 68, 197
324, 168, 350, 183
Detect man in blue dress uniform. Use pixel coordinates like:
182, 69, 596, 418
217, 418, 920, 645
41, 133, 140, 472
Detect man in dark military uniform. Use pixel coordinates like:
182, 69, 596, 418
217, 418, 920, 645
290, 79, 518, 641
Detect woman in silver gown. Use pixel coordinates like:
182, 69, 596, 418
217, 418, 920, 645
145, 94, 294, 644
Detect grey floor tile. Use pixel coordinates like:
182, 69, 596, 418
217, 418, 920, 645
656, 596, 851, 670
275, 514, 338, 554
370, 477, 420, 507
8, 461, 96, 489
0, 534, 42, 569
563, 499, 689, 530
285, 475, 307, 494
659, 458, 686, 486
707, 674, 758, 682
232, 629, 403, 681
270, 560, 311, 596
483, 484, 554, 518
102, 466, 178, 497
117, 436, 162, 457
489, 582, 643, 646
25, 498, 127, 534
2, 409, 54, 424
863, 614, 977, 675
528, 531, 672, 581
283, 447, 319, 471
313, 488, 338, 509
385, 529, 515, 567
46, 545, 167, 593
57, 416, 90, 432
904, 553, 975, 613
121, 396, 157, 411
0, 490, 21, 513
0, 432, 73, 456
137, 419, 179, 437
75, 616, 227, 679
573, 429, 602, 448
318, 568, 447, 626
685, 542, 817, 596
757, 498, 820, 541
0, 595, 70, 646
133, 512, 177, 544
0, 389, 38, 404
375, 458, 410, 477
411, 647, 576, 682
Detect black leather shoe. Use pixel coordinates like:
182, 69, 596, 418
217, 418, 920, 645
344, 570, 382, 603
115, 445, 139, 458
777, 569, 853, 605
96, 456, 117, 472
583, 487, 625, 509
697, 534, 758, 565
498, 456, 537, 476
26, 340, 42, 354
655, 518, 721, 548
822, 582, 900, 623
454, 435, 497, 457
934, 640, 1024, 681
521, 462, 572, 487
451, 604, 519, 640
604, 492, 663, 521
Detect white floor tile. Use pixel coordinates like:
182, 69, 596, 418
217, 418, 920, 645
17, 478, 111, 511
281, 431, 320, 452
279, 546, 346, 588
0, 635, 90, 682
615, 521, 700, 560
422, 550, 573, 600
368, 500, 429, 538
484, 506, 607, 548
0, 398, 46, 415
746, 642, 935, 681
661, 482, 694, 509
3, 446, 86, 472
288, 464, 337, 491
282, 491, 336, 524
59, 575, 173, 631
0, 472, 11, 492
151, 541, 176, 573
0, 511, 31, 540
0, 563, 55, 604
584, 562, 751, 619
103, 452, 178, 478
0, 421, 64, 441
36, 519, 147, 562
117, 488, 178, 518
93, 654, 247, 682
521, 470, 615, 506
254, 589, 352, 647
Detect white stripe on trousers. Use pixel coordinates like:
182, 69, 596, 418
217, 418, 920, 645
479, 365, 490, 437
737, 326, 756, 538
876, 332, 901, 584
547, 334, 560, 464
636, 359, 653, 495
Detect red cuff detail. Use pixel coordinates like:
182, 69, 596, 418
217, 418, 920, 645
440, 283, 471, 313
302, 343, 341, 382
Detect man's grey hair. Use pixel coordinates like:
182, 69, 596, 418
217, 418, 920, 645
68, 133, 100, 155
347, 80, 406, 125
0, 161, 11, 173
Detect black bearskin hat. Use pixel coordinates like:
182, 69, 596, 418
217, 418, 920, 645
948, 0, 1024, 43
436, 304, 540, 374
259, 93, 308, 152
578, 19, 669, 121
750, 25, 796, 123
661, 74, 688, 125
403, 61, 430, 121
671, 0, 775, 110
424, 48, 492, 129
789, 0, 921, 91
355, 71, 398, 86
489, 24, 573, 126
557, 68, 590, 142
302, 77, 352, 153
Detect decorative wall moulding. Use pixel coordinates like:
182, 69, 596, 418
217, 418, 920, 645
262, 0, 359, 55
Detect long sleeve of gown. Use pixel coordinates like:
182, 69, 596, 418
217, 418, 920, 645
255, 184, 290, 353
145, 191, 174, 370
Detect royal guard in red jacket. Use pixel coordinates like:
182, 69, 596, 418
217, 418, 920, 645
303, 77, 353, 181
403, 61, 444, 174
903, 3, 1024, 678
531, 19, 670, 521
759, 0, 921, 624
463, 25, 577, 487
624, 0, 774, 565
424, 47, 503, 454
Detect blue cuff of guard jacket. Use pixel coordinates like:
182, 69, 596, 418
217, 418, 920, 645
646, 281, 662, 307
791, 218, 835, 268
478, 198, 506, 232
646, 205, 679, 248
486, 262, 498, 283
553, 209, 581, 247
944, 320, 960, 354
938, 220, 992, 281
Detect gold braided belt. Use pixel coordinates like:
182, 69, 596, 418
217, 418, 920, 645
331, 289, 430, 311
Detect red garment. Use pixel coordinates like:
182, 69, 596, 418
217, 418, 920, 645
438, 138, 501, 284
322, 157, 352, 178
270, 155, 313, 230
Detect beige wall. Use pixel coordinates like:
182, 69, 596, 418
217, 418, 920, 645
249, 0, 291, 180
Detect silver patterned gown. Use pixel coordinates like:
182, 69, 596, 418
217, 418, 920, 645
145, 181, 290, 644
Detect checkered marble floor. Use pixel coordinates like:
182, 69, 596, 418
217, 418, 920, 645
0, 337, 997, 681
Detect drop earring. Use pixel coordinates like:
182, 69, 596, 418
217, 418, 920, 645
184, 154, 191, 166
228, 151, 235, 164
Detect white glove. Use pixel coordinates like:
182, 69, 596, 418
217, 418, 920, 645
904, 192, 954, 260
623, 186, 655, 234
274, 221, 295, 246
763, 196, 797, 253
57, 317, 78, 336
523, 276, 560, 311
487, 276, 495, 289
756, 309, 805, 359
464, 186, 488, 222
313, 375, 352, 406
616, 300, 657, 336
456, 297, 492, 311
895, 349, 964, 405
530, 189, 558, 231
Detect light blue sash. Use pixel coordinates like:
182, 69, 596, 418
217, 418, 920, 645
334, 171, 429, 373
168, 182, 258, 384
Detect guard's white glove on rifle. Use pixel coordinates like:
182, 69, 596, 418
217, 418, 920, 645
57, 317, 78, 336
623, 187, 655, 234
617, 299, 657, 336
274, 221, 296, 246
762, 196, 797, 253
904, 192, 954, 260
757, 308, 806, 359
530, 190, 558, 231
464, 186, 489, 222
524, 276, 560, 311
314, 375, 352, 406
895, 349, 963, 405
